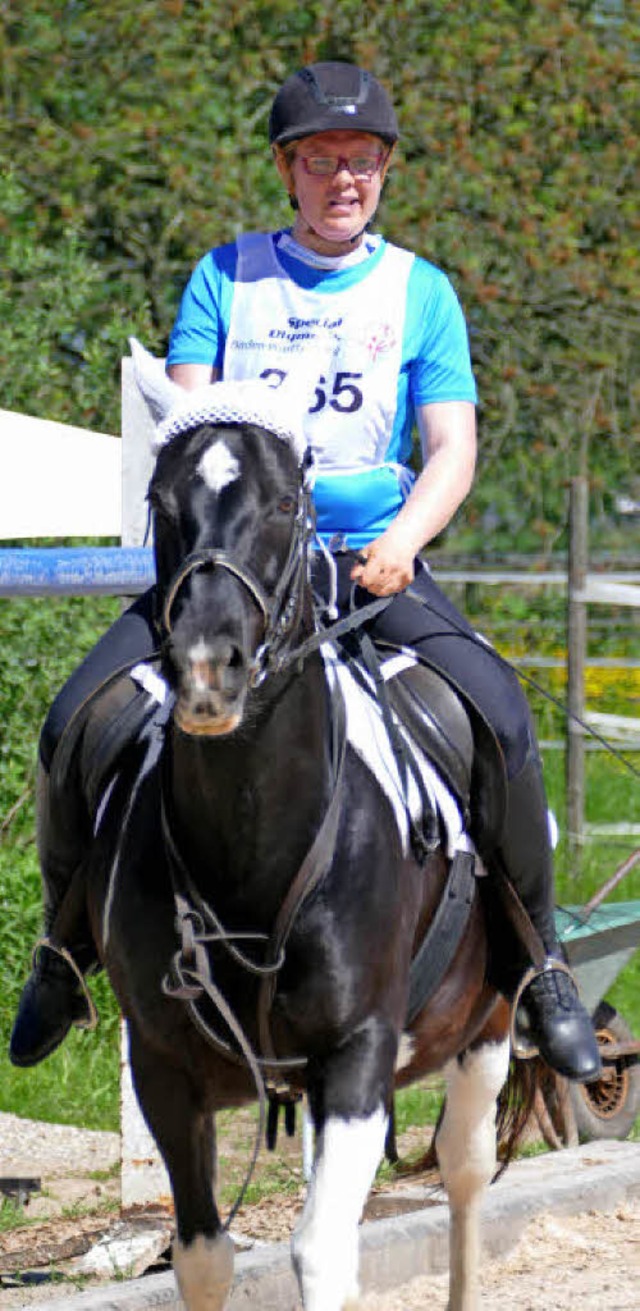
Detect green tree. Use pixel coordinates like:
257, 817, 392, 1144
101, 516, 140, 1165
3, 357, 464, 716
1, 0, 638, 544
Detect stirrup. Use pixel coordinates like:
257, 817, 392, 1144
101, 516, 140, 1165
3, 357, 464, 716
509, 957, 576, 1060
33, 938, 99, 1032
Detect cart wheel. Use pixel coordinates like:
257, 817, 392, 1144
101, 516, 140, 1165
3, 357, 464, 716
533, 1063, 578, 1150
570, 1002, 640, 1143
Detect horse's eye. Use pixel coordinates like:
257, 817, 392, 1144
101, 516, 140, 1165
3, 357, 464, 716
277, 495, 295, 514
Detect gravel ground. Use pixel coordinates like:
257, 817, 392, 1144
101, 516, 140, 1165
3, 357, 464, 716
358, 1201, 640, 1309
0, 1113, 119, 1184
1, 1113, 639, 1309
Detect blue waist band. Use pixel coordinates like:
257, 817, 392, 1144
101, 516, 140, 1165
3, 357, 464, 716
312, 464, 415, 550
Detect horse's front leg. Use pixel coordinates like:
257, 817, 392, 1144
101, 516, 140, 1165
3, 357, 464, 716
435, 1034, 510, 1311
292, 1019, 393, 1311
127, 1022, 234, 1311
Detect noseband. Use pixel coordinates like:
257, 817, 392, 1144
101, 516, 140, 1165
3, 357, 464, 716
161, 478, 313, 687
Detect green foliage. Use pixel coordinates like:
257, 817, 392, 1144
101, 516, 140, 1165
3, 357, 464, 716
0, 169, 158, 434
1, 0, 638, 544
0, 596, 122, 1130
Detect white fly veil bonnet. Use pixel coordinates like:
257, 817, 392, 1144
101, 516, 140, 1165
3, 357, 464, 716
129, 338, 309, 464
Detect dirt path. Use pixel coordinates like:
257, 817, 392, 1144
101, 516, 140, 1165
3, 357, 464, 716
1, 1112, 639, 1308
359, 1201, 640, 1309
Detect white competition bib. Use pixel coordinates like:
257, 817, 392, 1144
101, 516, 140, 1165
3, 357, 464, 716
223, 233, 414, 471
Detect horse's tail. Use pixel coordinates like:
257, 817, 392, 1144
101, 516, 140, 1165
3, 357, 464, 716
494, 1053, 539, 1174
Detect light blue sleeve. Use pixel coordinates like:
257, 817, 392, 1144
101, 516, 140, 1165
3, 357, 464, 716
166, 243, 238, 370
406, 260, 477, 406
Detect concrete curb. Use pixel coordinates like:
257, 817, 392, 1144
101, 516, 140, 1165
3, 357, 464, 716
42, 1140, 640, 1310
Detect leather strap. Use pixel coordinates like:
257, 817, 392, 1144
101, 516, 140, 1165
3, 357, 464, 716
491, 862, 548, 970
406, 848, 477, 1025
355, 629, 439, 862
256, 678, 348, 1067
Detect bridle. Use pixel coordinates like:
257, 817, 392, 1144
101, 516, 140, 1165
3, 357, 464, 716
159, 452, 315, 688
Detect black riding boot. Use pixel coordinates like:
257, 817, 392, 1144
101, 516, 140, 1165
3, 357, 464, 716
483, 749, 601, 1083
9, 764, 97, 1068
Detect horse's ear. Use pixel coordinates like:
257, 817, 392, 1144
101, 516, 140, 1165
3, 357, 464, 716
129, 337, 183, 423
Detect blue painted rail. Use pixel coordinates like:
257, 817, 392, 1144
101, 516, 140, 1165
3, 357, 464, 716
0, 547, 156, 597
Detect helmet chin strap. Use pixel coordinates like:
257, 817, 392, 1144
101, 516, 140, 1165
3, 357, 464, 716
289, 196, 372, 249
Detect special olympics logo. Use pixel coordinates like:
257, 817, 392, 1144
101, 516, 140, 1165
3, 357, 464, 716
364, 322, 396, 362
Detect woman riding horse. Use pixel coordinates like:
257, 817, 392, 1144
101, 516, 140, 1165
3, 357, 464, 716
10, 60, 599, 1085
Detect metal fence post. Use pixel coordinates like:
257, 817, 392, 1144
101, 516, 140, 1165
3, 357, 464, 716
566, 476, 588, 876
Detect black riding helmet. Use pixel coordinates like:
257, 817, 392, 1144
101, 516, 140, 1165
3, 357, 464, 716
269, 62, 399, 149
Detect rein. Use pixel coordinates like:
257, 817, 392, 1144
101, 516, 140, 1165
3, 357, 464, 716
405, 584, 640, 785
160, 673, 348, 1077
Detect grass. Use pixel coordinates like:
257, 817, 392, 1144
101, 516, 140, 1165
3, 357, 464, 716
0, 972, 121, 1131
0, 583, 637, 1140
0, 1197, 32, 1233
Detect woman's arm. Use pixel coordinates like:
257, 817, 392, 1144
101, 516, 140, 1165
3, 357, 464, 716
167, 362, 220, 388
350, 400, 476, 596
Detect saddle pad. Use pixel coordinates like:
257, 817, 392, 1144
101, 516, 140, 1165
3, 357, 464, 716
321, 645, 472, 861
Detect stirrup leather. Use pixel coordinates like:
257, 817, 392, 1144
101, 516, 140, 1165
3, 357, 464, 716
509, 957, 577, 1060
33, 938, 99, 1032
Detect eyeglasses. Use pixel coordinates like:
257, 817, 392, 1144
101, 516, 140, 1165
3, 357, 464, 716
299, 153, 384, 180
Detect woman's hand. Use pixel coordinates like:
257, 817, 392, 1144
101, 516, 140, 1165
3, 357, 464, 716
350, 531, 416, 596
351, 401, 477, 596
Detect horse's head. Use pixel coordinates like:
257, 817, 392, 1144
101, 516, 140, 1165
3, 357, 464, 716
132, 341, 312, 737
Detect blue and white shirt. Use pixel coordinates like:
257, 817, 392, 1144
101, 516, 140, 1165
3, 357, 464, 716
168, 231, 477, 548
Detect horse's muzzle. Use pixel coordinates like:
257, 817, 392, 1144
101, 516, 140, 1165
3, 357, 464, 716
174, 637, 247, 737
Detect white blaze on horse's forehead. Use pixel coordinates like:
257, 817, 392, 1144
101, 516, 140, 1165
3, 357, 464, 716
197, 441, 240, 493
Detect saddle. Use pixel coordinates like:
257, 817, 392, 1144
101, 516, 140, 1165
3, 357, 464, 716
345, 636, 507, 856
51, 661, 172, 823
341, 636, 508, 1023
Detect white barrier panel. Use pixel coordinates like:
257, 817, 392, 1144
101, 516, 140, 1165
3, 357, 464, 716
0, 409, 121, 539
120, 1022, 172, 1210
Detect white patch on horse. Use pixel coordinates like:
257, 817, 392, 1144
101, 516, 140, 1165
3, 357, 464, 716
292, 1106, 387, 1310
395, 1032, 416, 1072
173, 1231, 234, 1311
435, 1037, 510, 1309
437, 1039, 510, 1191
321, 644, 467, 858
189, 637, 214, 689
130, 661, 168, 704
197, 441, 240, 493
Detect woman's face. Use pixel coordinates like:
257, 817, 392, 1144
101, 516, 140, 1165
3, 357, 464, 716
274, 130, 393, 255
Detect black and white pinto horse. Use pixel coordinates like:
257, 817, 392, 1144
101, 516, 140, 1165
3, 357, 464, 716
81, 346, 524, 1311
